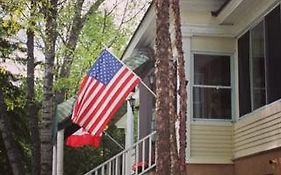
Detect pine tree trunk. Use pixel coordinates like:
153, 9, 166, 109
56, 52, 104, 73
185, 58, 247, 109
155, 0, 172, 174
27, 1, 41, 174
0, 90, 24, 175
169, 60, 181, 175
41, 0, 58, 174
171, 0, 188, 174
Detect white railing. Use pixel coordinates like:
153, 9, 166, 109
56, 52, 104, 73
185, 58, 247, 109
84, 131, 156, 175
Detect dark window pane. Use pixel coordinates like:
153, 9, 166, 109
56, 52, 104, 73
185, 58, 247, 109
265, 5, 281, 103
250, 21, 266, 110
238, 32, 251, 116
193, 88, 231, 119
194, 54, 230, 86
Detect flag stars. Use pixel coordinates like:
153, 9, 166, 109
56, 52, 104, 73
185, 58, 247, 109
88, 50, 123, 85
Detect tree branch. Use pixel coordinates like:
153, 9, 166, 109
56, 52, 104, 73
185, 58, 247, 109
80, 0, 105, 26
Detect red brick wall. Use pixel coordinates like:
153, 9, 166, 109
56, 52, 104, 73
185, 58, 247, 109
234, 148, 281, 175
186, 164, 235, 175
151, 148, 281, 175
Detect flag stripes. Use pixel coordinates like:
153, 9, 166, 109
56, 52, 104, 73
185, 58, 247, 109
75, 67, 127, 125
89, 77, 139, 135
72, 59, 140, 136
66, 128, 102, 148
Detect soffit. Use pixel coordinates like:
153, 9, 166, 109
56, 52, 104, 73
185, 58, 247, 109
217, 0, 279, 25
182, 0, 228, 12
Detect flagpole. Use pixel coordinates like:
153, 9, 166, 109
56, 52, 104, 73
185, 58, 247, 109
104, 48, 157, 98
104, 132, 124, 150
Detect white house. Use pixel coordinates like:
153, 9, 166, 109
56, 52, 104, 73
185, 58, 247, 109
82, 0, 281, 174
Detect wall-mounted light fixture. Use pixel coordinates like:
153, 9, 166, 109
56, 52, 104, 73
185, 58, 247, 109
149, 74, 154, 85
128, 96, 136, 113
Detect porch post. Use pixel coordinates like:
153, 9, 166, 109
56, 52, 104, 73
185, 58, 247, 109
126, 99, 134, 148
52, 145, 57, 175
57, 129, 64, 175
126, 99, 134, 175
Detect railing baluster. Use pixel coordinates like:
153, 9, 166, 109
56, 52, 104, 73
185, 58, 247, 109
101, 166, 105, 175
142, 139, 145, 172
122, 152, 125, 175
135, 143, 139, 175
148, 136, 152, 167
84, 131, 156, 175
108, 161, 112, 175
115, 157, 118, 175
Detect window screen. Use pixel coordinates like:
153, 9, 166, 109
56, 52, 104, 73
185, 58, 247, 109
238, 32, 251, 116
193, 54, 231, 119
265, 5, 281, 103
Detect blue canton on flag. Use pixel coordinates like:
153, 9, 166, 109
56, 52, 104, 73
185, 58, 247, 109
89, 51, 123, 85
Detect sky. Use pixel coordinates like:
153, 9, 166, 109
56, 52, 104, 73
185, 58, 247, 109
0, 0, 151, 77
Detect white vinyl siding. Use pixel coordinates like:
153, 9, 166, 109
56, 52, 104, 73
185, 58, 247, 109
190, 123, 233, 164
234, 99, 281, 158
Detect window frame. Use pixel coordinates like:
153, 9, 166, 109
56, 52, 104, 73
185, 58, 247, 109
249, 19, 267, 111
191, 52, 235, 121
237, 4, 281, 118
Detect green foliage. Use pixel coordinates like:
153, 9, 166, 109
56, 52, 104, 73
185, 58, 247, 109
0, 0, 147, 174
0, 68, 31, 174
55, 10, 130, 98
0, 69, 24, 110
0, 19, 18, 59
0, 0, 25, 34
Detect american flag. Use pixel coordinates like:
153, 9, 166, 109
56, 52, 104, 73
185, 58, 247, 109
71, 49, 140, 136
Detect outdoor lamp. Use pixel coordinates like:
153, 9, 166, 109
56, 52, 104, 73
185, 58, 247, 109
128, 96, 136, 113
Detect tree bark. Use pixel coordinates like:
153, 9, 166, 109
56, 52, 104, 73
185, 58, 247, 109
0, 90, 25, 175
56, 0, 104, 103
41, 0, 58, 174
26, 1, 41, 174
171, 0, 188, 174
169, 60, 181, 175
155, 0, 171, 174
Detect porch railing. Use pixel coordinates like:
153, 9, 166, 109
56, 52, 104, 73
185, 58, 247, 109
84, 131, 156, 175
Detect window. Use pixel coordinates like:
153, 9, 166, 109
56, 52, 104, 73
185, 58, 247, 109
193, 54, 232, 119
238, 5, 281, 117
250, 21, 266, 110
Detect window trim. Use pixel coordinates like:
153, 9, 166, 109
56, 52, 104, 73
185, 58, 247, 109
191, 51, 235, 122
249, 19, 267, 111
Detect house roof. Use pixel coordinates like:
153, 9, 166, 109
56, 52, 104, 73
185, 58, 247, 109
56, 96, 76, 124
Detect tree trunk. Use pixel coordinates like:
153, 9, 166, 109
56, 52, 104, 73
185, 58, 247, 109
0, 90, 24, 175
55, 0, 84, 103
155, 0, 171, 174
41, 0, 58, 174
171, 0, 188, 174
169, 60, 181, 175
56, 0, 105, 103
26, 1, 41, 174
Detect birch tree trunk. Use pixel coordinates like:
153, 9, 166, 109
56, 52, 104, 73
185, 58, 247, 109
155, 0, 171, 174
26, 1, 41, 174
172, 0, 188, 173
0, 90, 24, 175
41, 0, 58, 174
